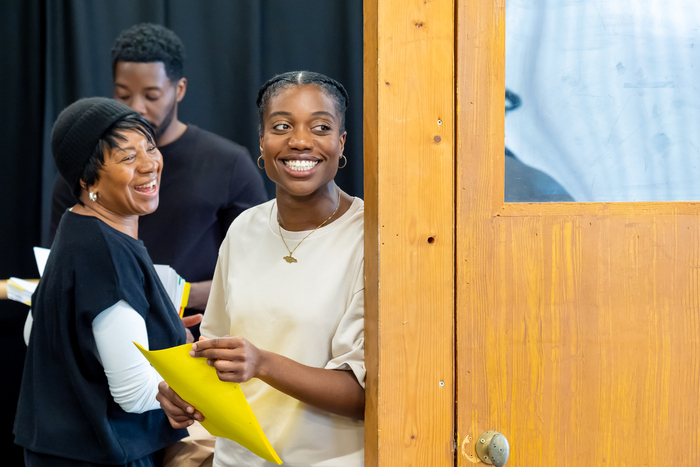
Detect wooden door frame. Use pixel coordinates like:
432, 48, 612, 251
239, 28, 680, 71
363, 0, 456, 465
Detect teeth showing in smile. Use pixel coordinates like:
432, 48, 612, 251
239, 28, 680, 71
284, 160, 319, 172
135, 180, 157, 192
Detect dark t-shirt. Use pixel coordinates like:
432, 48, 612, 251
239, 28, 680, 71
14, 212, 188, 465
49, 124, 268, 283
504, 150, 574, 202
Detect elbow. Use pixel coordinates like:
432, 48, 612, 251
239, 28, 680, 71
349, 388, 366, 420
116, 399, 142, 414
329, 385, 365, 420
111, 386, 159, 414
353, 405, 365, 421
115, 395, 152, 414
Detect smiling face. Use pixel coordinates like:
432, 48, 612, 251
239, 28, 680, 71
88, 130, 163, 217
113, 62, 186, 142
260, 84, 346, 198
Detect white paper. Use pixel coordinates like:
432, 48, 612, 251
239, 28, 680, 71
33, 247, 50, 277
7, 277, 38, 306
154, 264, 187, 312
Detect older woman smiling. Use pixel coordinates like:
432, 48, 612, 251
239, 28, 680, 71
14, 97, 197, 467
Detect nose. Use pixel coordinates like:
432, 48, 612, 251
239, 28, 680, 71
288, 127, 313, 150
129, 96, 148, 117
138, 150, 161, 173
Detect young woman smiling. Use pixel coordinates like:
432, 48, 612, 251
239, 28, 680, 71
157, 71, 365, 466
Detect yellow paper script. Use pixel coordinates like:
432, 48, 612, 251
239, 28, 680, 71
135, 342, 282, 464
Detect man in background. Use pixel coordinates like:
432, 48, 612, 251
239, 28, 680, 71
50, 23, 267, 312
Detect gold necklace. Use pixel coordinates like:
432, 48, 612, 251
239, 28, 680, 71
277, 188, 341, 263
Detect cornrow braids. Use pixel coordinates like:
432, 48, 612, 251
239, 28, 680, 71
257, 71, 349, 135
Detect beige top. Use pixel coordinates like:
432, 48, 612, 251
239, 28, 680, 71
201, 198, 365, 467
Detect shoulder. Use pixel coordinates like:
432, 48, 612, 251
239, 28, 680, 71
218, 200, 275, 257
227, 200, 275, 232
57, 214, 146, 276
54, 212, 106, 254
343, 197, 364, 234
327, 197, 364, 265
314, 196, 364, 255
350, 197, 364, 214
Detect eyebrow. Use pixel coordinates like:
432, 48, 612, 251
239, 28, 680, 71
311, 111, 336, 120
268, 110, 336, 120
114, 83, 162, 92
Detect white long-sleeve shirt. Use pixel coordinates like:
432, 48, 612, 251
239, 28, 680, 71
25, 300, 162, 413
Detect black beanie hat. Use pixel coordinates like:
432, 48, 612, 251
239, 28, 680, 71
51, 97, 138, 190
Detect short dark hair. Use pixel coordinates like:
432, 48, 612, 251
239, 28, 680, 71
256, 71, 349, 135
76, 115, 156, 200
111, 23, 185, 82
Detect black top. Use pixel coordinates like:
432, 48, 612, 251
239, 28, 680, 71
49, 124, 268, 283
14, 212, 188, 465
504, 150, 575, 202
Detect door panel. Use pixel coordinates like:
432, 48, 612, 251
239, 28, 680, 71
456, 1, 700, 465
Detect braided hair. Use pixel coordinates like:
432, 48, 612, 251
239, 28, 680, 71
256, 71, 349, 135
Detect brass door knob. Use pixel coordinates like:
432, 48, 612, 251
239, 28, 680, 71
474, 431, 510, 466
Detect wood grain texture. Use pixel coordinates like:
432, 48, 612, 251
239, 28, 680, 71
363, 0, 379, 462
456, 1, 700, 466
364, 0, 455, 465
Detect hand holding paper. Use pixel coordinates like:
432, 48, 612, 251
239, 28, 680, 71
190, 336, 263, 383
135, 342, 282, 464
156, 380, 204, 426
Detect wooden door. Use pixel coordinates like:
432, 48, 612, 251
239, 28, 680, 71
456, 1, 700, 466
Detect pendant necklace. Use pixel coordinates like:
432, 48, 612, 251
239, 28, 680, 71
277, 187, 341, 263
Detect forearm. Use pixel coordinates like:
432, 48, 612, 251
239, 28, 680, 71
194, 336, 366, 419
257, 350, 365, 420
186, 280, 212, 310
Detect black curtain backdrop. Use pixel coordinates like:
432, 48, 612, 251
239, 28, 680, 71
0, 1, 362, 463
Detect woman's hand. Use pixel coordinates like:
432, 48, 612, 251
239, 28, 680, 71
191, 337, 364, 419
156, 381, 204, 428
190, 336, 264, 383
181, 313, 203, 344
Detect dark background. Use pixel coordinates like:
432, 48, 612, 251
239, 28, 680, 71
0, 0, 363, 463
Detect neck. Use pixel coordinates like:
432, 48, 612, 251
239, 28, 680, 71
71, 200, 139, 239
157, 119, 187, 147
276, 182, 342, 231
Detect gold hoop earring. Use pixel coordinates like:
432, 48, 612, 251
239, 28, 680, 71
338, 155, 347, 169
257, 155, 265, 169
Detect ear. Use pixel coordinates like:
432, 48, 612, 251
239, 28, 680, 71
79, 179, 97, 203
339, 131, 347, 153
259, 134, 265, 153
83, 176, 101, 191
175, 77, 188, 103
